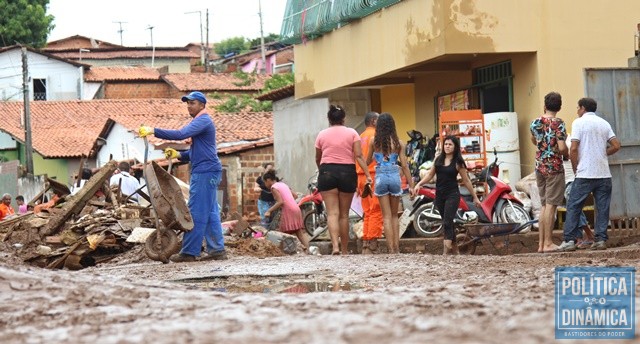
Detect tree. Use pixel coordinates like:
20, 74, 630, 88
0, 0, 55, 48
262, 73, 294, 93
214, 36, 249, 57
248, 33, 280, 49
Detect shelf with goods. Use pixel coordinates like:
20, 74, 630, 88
439, 110, 486, 169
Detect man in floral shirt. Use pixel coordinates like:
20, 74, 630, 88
530, 92, 568, 253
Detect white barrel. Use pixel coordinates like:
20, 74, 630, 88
483, 112, 519, 152
495, 150, 522, 186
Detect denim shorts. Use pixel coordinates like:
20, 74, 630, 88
374, 164, 402, 196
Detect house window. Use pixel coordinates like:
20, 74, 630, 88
33, 79, 46, 101
473, 61, 513, 113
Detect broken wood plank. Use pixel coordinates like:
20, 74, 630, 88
40, 160, 118, 237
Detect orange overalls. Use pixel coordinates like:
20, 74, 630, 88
357, 126, 383, 241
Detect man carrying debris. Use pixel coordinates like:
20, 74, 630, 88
0, 193, 16, 221
110, 161, 141, 203
138, 91, 226, 263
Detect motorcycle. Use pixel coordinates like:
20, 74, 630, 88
297, 172, 326, 236
409, 148, 531, 237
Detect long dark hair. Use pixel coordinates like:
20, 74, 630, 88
434, 135, 467, 169
327, 105, 346, 125
262, 170, 281, 182
373, 113, 401, 156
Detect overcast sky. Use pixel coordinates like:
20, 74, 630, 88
47, 0, 288, 47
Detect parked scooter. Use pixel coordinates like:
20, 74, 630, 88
410, 148, 531, 237
297, 172, 326, 236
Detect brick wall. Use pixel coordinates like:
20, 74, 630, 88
104, 82, 172, 99
218, 145, 274, 220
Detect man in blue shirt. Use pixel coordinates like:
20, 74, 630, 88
139, 91, 226, 262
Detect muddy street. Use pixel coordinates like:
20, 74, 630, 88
1, 245, 639, 344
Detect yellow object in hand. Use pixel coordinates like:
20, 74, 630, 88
164, 148, 180, 159
138, 126, 154, 137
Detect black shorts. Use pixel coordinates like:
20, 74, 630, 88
317, 163, 357, 193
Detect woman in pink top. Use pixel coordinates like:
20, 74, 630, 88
263, 170, 311, 252
315, 105, 371, 255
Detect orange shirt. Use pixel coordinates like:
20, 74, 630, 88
0, 203, 15, 221
357, 126, 377, 174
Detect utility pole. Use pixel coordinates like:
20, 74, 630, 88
205, 8, 210, 72
21, 47, 34, 176
113, 21, 127, 45
258, 0, 267, 74
185, 11, 204, 66
146, 25, 155, 67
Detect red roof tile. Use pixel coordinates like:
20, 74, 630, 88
0, 99, 271, 158
47, 48, 199, 60
256, 84, 294, 101
162, 73, 268, 92
84, 66, 162, 82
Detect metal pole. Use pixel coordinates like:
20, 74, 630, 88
205, 9, 210, 72
147, 26, 155, 67
258, 0, 267, 74
185, 11, 204, 65
21, 47, 34, 175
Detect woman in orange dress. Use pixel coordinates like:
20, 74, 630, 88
263, 170, 311, 252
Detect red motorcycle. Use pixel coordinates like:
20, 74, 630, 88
409, 149, 531, 237
297, 172, 326, 236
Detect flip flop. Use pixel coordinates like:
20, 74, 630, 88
331, 251, 341, 255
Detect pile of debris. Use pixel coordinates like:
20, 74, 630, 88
0, 161, 154, 269
0, 160, 302, 270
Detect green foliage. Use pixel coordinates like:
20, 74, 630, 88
215, 94, 272, 113
262, 73, 294, 93
214, 36, 249, 56
248, 33, 281, 48
0, 0, 55, 48
232, 71, 256, 87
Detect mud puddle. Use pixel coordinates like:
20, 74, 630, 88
172, 274, 366, 293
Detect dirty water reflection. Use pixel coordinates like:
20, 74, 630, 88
172, 275, 365, 294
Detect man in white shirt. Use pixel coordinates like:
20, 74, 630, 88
559, 98, 620, 251
110, 161, 141, 203
563, 137, 594, 249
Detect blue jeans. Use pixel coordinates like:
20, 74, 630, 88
257, 199, 275, 226
181, 171, 225, 256
374, 164, 402, 196
563, 178, 612, 243
565, 182, 588, 238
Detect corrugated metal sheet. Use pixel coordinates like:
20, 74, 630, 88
584, 68, 640, 218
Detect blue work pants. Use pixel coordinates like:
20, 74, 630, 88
181, 171, 225, 256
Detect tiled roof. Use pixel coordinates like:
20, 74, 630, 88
47, 48, 199, 60
108, 110, 272, 146
0, 45, 89, 68
45, 35, 123, 50
162, 73, 268, 92
84, 66, 162, 82
275, 47, 294, 65
0, 99, 270, 158
256, 84, 294, 101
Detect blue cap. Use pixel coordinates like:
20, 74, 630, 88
181, 91, 207, 104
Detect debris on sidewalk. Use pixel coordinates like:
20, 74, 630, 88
0, 163, 298, 270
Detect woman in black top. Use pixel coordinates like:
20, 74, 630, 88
413, 135, 481, 254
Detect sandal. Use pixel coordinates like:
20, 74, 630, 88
331, 251, 341, 255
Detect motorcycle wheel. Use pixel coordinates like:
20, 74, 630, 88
412, 203, 444, 238
303, 210, 321, 236
498, 203, 532, 233
455, 233, 476, 255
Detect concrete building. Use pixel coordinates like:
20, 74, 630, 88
285, 0, 640, 177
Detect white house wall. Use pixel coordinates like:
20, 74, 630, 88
83, 82, 102, 100
97, 122, 164, 167
0, 49, 82, 101
0, 132, 16, 150
273, 96, 328, 192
